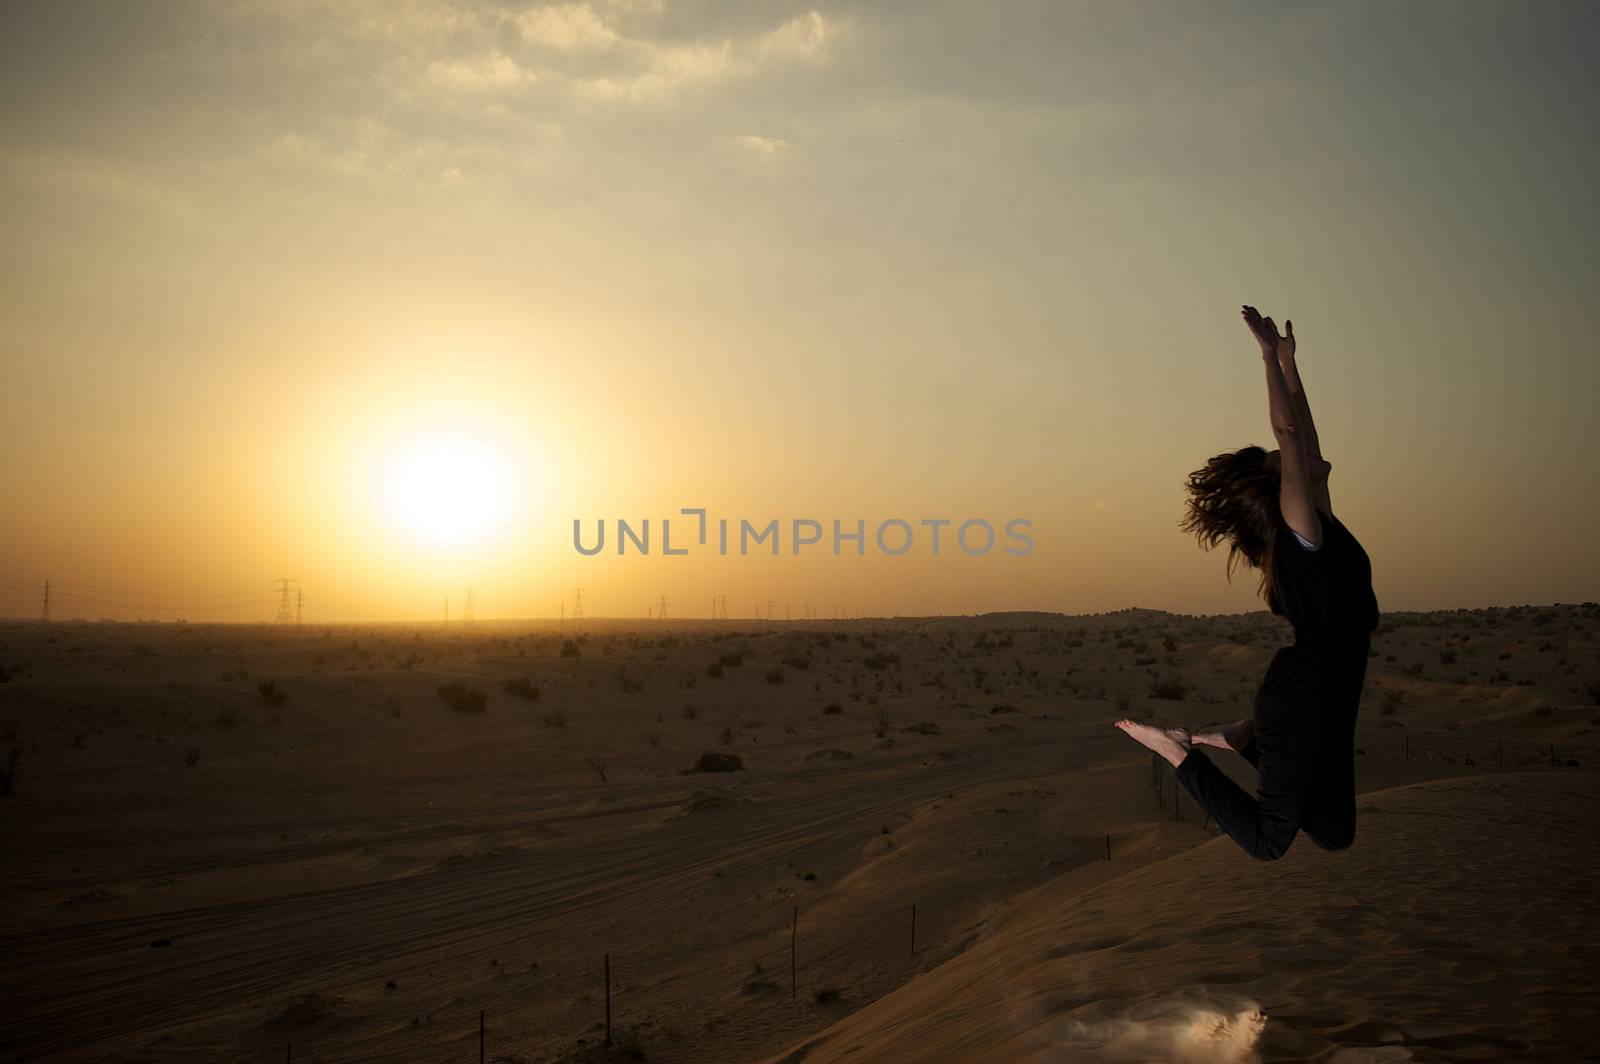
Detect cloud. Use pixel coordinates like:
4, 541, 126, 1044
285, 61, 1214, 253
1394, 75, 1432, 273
733, 134, 791, 156
424, 52, 538, 91
758, 11, 841, 62
517, 4, 622, 52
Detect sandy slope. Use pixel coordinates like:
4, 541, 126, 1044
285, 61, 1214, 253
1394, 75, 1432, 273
760, 771, 1600, 1064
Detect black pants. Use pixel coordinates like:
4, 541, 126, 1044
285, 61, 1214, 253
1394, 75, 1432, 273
1173, 642, 1367, 861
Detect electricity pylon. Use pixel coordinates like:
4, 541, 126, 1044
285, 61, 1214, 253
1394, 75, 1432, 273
273, 578, 297, 625
572, 587, 586, 620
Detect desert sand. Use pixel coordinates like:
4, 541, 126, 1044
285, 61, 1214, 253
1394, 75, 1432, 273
1, 604, 1595, 1062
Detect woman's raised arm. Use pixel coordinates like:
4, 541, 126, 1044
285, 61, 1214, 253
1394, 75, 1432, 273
1243, 305, 1323, 547
1275, 319, 1333, 512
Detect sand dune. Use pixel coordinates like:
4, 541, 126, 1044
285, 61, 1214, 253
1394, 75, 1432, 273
761, 771, 1599, 1063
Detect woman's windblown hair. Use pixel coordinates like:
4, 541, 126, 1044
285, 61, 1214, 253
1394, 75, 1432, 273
1181, 445, 1280, 603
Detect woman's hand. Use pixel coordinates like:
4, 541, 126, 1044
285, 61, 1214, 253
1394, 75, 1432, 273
1242, 305, 1294, 362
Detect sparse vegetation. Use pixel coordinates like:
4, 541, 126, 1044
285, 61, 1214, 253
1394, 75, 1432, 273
1149, 677, 1188, 701
694, 751, 744, 772
542, 708, 568, 727
503, 675, 541, 701
257, 679, 287, 707
183, 747, 201, 767
436, 681, 488, 713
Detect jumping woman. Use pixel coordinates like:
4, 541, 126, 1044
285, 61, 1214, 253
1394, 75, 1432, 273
1115, 306, 1379, 860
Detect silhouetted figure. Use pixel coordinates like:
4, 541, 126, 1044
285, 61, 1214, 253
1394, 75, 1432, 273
1116, 306, 1378, 860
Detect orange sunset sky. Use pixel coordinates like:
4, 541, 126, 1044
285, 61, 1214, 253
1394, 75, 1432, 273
1, 1, 1596, 622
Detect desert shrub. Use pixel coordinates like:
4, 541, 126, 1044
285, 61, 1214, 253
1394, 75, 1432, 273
705, 662, 724, 678
183, 747, 201, 767
718, 652, 744, 668
823, 702, 842, 714
541, 708, 568, 727
560, 640, 581, 658
0, 663, 15, 683
1438, 649, 1457, 665
1380, 689, 1405, 715
814, 986, 843, 1004
257, 679, 287, 707
872, 707, 892, 738
1587, 681, 1600, 706
436, 681, 488, 713
214, 708, 240, 728
1149, 677, 1188, 701
765, 668, 785, 684
694, 751, 744, 772
681, 704, 698, 720
617, 669, 643, 693
720, 724, 735, 745
502, 675, 540, 701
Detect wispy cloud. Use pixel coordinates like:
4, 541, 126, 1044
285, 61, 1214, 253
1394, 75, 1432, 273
733, 133, 791, 157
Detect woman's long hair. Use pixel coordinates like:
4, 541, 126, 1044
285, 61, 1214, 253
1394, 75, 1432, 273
1181, 445, 1280, 604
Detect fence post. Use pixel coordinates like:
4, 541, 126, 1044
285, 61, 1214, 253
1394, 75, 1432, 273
286, 1043, 291, 1064
1549, 742, 1556, 766
1105, 833, 1111, 860
791, 905, 798, 998
479, 1008, 485, 1064
910, 903, 916, 958
604, 954, 612, 1046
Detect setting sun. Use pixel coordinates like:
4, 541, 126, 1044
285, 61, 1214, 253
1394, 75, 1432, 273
380, 433, 518, 551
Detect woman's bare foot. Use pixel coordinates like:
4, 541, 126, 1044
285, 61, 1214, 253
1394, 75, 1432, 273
1191, 718, 1254, 753
1114, 718, 1192, 768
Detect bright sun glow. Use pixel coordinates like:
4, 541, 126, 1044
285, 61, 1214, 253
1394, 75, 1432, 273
382, 433, 518, 550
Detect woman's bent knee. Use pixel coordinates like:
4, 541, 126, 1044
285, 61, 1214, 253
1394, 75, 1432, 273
1310, 824, 1355, 851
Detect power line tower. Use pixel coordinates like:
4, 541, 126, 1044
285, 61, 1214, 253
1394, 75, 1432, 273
40, 579, 50, 623
572, 587, 586, 621
273, 578, 297, 625
655, 593, 668, 620
296, 588, 303, 627
463, 588, 476, 630
766, 599, 775, 621
444, 595, 450, 624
